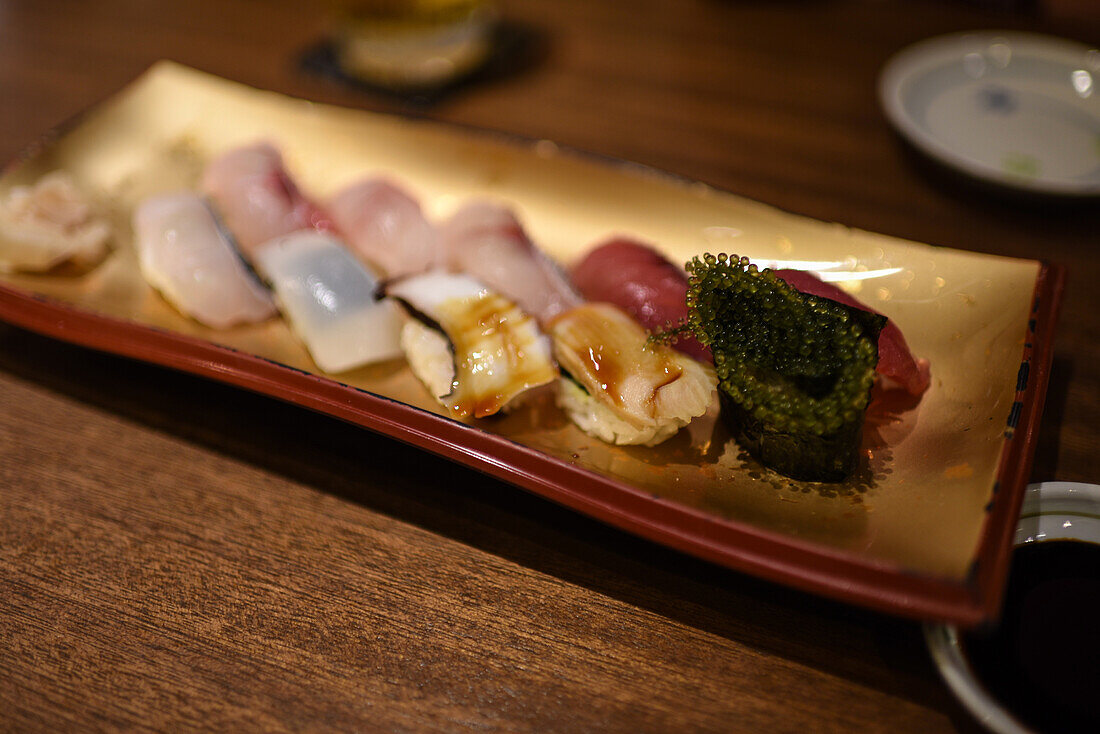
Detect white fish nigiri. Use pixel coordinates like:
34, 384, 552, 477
252, 231, 403, 373
548, 303, 716, 446
328, 179, 442, 278
0, 172, 110, 273
133, 193, 277, 329
384, 271, 558, 418
201, 142, 331, 258
439, 201, 581, 324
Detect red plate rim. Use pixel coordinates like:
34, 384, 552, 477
0, 256, 1063, 626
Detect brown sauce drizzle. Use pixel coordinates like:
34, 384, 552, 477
437, 292, 556, 418
583, 343, 624, 404
555, 305, 685, 417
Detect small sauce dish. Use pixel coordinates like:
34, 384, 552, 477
925, 482, 1100, 733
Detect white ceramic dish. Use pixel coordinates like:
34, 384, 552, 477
924, 482, 1100, 734
879, 31, 1100, 196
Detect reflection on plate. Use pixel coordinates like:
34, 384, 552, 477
0, 62, 1063, 625
879, 31, 1100, 196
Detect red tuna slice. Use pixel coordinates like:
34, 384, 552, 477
773, 269, 931, 396
571, 238, 711, 363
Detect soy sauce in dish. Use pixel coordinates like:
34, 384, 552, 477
962, 540, 1100, 733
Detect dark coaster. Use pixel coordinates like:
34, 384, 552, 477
299, 19, 547, 108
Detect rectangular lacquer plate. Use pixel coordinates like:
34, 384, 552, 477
0, 62, 1063, 625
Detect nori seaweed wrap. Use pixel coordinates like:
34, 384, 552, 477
678, 254, 886, 482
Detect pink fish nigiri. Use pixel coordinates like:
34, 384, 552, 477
774, 269, 931, 396
439, 201, 581, 324
570, 237, 710, 362
201, 142, 332, 258
327, 179, 442, 278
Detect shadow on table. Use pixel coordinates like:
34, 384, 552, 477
1030, 355, 1072, 482
0, 322, 980, 728
895, 136, 1100, 218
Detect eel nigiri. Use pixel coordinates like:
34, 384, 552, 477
773, 269, 930, 396
0, 172, 110, 273
327, 179, 442, 278
548, 303, 716, 446
252, 231, 403, 373
133, 193, 276, 329
439, 201, 581, 324
570, 237, 710, 362
201, 142, 331, 258
384, 271, 558, 418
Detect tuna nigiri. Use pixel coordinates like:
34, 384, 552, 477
327, 179, 442, 278
548, 303, 716, 446
773, 269, 930, 396
439, 201, 581, 324
570, 237, 710, 362
201, 142, 331, 258
133, 193, 276, 329
677, 255, 885, 482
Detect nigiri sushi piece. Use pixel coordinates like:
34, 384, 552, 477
327, 179, 443, 278
133, 193, 276, 329
548, 303, 716, 447
0, 172, 110, 273
201, 142, 331, 258
439, 201, 581, 324
384, 271, 558, 419
571, 237, 711, 362
773, 269, 930, 396
251, 231, 404, 373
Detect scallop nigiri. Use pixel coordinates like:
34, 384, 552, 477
571, 237, 710, 362
133, 192, 276, 329
384, 271, 558, 418
548, 303, 716, 446
439, 201, 581, 324
0, 172, 110, 273
251, 231, 403, 373
327, 179, 442, 278
201, 142, 331, 258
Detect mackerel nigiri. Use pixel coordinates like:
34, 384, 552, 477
201, 142, 331, 258
133, 192, 276, 329
327, 179, 442, 278
439, 201, 581, 324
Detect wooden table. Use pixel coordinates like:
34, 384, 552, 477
1, 1, 1096, 731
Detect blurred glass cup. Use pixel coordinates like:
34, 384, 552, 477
327, 0, 498, 89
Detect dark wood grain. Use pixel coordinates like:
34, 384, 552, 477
1, 0, 1097, 731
